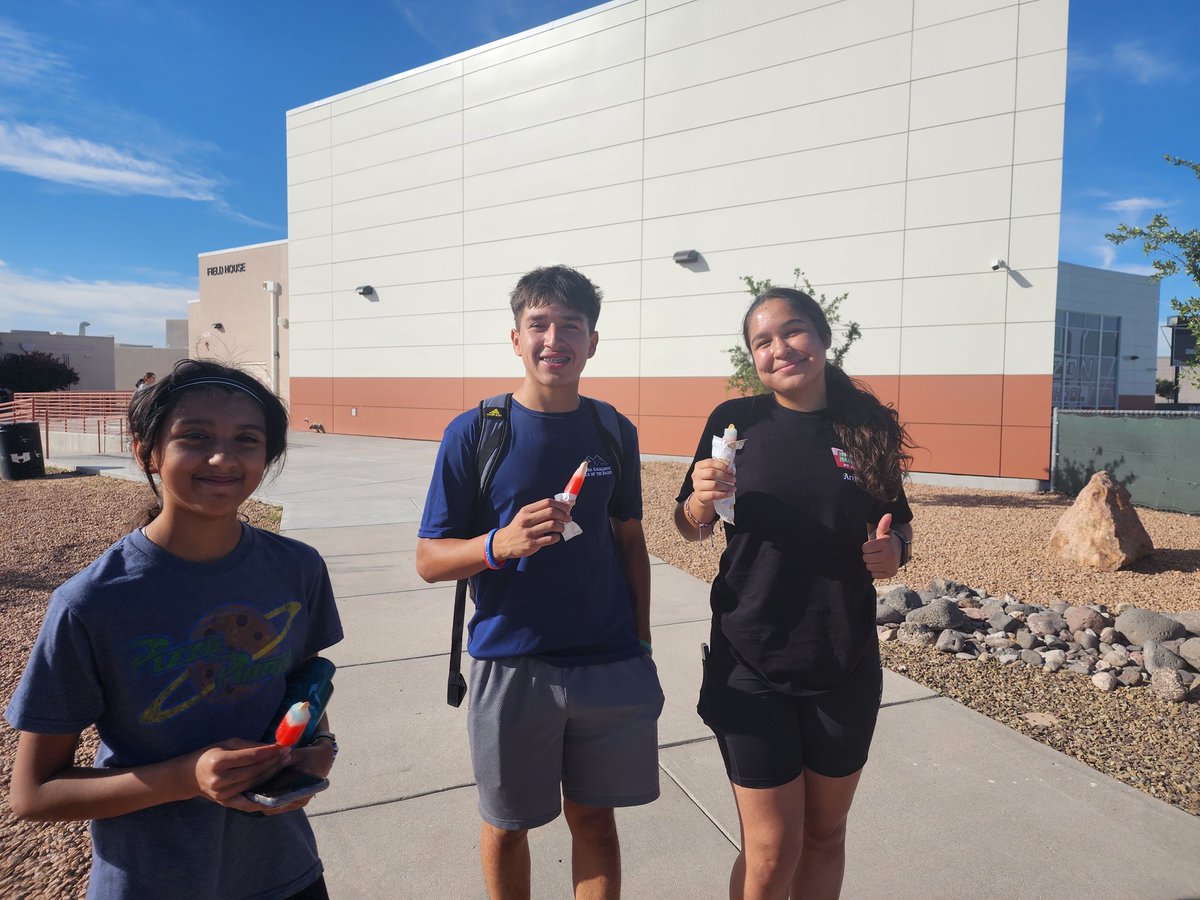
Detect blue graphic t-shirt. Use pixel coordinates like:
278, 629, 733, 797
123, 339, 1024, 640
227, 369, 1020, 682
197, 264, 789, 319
5, 524, 343, 900
419, 397, 643, 665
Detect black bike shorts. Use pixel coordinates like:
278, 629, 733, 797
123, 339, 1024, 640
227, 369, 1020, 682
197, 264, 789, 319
697, 635, 882, 787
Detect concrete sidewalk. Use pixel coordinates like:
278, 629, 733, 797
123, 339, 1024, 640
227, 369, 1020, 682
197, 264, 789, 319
54, 434, 1200, 899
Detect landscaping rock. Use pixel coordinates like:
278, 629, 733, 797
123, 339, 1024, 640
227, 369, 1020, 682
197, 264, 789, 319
1074, 631, 1100, 652
876, 603, 905, 626
1118, 666, 1143, 687
989, 612, 1020, 634
935, 630, 966, 654
881, 585, 922, 614
1141, 640, 1188, 674
1043, 649, 1067, 672
906, 597, 969, 631
1048, 471, 1153, 571
1115, 608, 1188, 646
1150, 669, 1188, 703
1179, 637, 1200, 671
1092, 671, 1119, 692
897, 622, 937, 648
1065, 606, 1107, 634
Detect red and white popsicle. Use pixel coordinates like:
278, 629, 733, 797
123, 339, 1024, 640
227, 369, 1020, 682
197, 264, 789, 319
516, 460, 589, 572
561, 459, 588, 503
274, 700, 311, 747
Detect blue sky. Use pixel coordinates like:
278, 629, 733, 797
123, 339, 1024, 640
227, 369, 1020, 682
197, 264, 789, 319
0, 0, 1196, 350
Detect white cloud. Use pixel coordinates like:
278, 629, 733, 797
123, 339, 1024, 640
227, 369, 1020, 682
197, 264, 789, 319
1102, 196, 1171, 217
1111, 40, 1178, 85
0, 20, 70, 88
0, 121, 217, 200
1091, 245, 1116, 269
0, 264, 194, 346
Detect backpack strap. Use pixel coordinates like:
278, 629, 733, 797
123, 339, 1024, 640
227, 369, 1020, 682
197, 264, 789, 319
448, 393, 512, 708
584, 397, 624, 517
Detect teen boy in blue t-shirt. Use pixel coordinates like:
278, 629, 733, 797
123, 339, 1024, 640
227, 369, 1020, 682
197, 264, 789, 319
417, 265, 663, 899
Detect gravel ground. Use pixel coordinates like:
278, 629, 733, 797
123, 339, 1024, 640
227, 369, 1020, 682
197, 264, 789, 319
642, 460, 1200, 817
0, 473, 280, 900
3, 466, 1199, 897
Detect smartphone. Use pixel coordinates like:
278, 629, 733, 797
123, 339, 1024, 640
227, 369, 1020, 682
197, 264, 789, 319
243, 767, 329, 808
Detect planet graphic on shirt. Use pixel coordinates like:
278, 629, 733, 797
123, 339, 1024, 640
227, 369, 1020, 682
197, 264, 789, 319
138, 601, 301, 724
187, 605, 289, 704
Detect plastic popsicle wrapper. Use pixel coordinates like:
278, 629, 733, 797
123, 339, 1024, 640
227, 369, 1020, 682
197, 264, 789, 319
274, 700, 311, 747
555, 459, 587, 542
711, 424, 740, 525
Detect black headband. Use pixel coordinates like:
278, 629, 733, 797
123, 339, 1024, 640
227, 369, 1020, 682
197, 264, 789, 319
168, 377, 265, 407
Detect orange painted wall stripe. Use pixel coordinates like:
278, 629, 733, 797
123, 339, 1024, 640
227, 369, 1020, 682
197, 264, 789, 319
290, 374, 1053, 479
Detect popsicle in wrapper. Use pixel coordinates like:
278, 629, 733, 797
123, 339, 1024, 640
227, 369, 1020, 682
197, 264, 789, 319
711, 424, 739, 525
555, 459, 588, 542
274, 700, 311, 748
516, 460, 588, 572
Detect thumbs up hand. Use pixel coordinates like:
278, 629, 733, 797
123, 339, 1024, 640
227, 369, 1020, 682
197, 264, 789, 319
862, 513, 902, 579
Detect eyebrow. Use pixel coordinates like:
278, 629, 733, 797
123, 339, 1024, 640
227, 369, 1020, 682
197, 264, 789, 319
174, 418, 266, 432
526, 311, 586, 323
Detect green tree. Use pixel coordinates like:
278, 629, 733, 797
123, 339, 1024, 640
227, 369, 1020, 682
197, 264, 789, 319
0, 351, 81, 392
725, 268, 862, 396
1155, 377, 1178, 402
1106, 155, 1200, 385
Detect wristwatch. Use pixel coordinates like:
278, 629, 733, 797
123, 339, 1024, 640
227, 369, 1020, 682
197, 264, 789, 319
309, 730, 339, 760
893, 531, 912, 567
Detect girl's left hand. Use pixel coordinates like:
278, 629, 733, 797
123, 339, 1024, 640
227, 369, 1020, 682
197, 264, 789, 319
287, 742, 336, 781
862, 513, 901, 579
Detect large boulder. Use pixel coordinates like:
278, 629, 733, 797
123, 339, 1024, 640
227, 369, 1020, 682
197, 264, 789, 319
1048, 471, 1153, 571
1115, 608, 1188, 646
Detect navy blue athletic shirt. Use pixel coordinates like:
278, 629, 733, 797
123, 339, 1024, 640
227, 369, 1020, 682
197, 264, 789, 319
679, 394, 912, 694
420, 397, 643, 666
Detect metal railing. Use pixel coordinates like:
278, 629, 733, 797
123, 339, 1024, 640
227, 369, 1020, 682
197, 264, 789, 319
2, 392, 133, 456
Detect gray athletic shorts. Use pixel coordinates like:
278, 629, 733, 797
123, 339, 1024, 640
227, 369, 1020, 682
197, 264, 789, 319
467, 653, 664, 831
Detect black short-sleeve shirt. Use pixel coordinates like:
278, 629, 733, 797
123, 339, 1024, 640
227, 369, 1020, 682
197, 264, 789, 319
678, 394, 912, 694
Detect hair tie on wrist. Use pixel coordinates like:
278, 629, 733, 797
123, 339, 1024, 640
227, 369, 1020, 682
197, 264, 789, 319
483, 528, 508, 570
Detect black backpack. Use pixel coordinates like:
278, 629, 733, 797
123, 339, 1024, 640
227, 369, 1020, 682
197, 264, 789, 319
446, 393, 625, 707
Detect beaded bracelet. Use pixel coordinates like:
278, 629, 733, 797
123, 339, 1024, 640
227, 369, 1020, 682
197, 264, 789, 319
483, 528, 508, 570
683, 494, 716, 543
639, 639, 653, 656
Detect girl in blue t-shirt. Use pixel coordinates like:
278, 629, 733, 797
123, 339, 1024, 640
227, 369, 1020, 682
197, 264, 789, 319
6, 359, 342, 900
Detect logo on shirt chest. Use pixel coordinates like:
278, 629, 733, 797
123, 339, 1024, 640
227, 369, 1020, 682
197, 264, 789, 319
585, 454, 614, 478
831, 448, 857, 482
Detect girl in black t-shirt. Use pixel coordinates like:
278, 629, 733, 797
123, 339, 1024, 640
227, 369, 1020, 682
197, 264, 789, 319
675, 287, 914, 900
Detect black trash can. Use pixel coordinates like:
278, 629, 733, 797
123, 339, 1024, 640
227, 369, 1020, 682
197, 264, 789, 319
0, 422, 46, 481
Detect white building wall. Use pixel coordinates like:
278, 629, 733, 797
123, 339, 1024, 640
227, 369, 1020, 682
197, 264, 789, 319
288, 0, 1067, 376
286, 0, 1070, 477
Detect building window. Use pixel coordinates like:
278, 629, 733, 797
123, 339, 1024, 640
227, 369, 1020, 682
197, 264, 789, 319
1053, 310, 1120, 409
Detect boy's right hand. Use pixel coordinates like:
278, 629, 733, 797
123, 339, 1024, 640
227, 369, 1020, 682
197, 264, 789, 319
493, 498, 573, 561
190, 739, 290, 809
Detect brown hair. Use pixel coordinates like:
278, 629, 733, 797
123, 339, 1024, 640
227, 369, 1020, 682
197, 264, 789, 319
509, 265, 602, 331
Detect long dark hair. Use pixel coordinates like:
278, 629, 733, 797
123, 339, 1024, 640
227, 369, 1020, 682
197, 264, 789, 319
742, 288, 913, 500
128, 359, 289, 524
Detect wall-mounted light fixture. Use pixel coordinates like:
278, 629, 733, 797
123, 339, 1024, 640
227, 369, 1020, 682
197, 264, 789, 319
673, 250, 699, 265
211, 322, 225, 332
355, 285, 377, 299
990, 258, 1007, 271
1122, 354, 1140, 361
